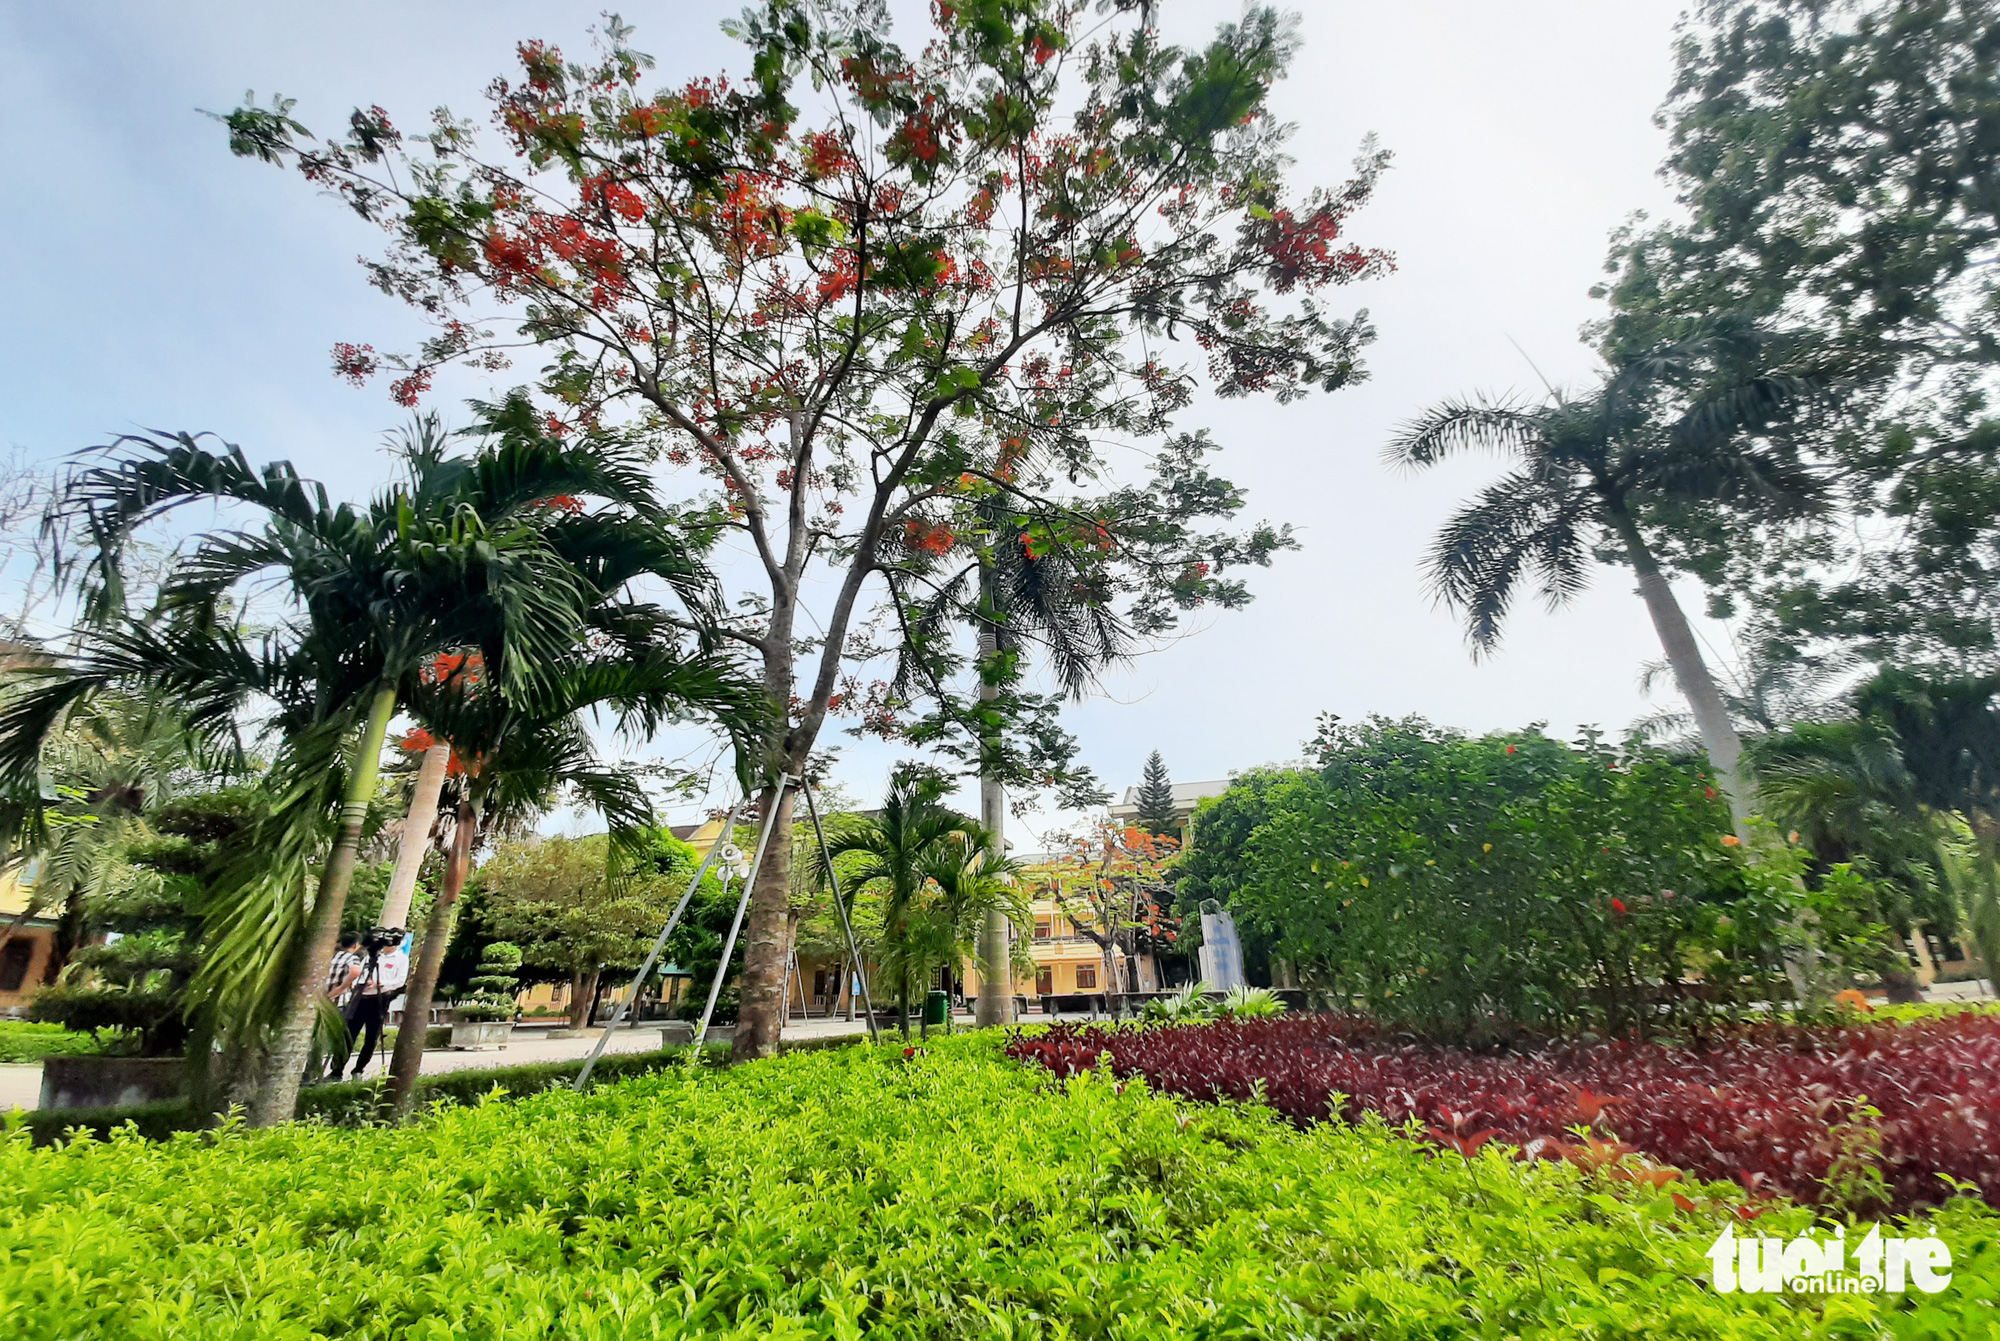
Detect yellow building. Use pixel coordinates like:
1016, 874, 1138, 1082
0, 867, 58, 1015
960, 883, 1162, 1001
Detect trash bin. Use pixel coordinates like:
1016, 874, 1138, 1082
922, 989, 949, 1026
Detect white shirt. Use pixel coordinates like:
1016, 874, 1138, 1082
361, 943, 410, 996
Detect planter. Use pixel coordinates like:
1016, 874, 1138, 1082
657, 1022, 695, 1048
449, 1021, 514, 1050
40, 1055, 185, 1111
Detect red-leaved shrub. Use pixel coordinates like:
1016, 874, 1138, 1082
1006, 1014, 2000, 1212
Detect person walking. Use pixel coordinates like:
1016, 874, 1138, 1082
342, 929, 409, 1080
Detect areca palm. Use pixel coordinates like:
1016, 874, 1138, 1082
384, 638, 761, 1119
1388, 332, 1821, 821
820, 771, 1009, 1035
1850, 667, 2000, 993
0, 399, 721, 1123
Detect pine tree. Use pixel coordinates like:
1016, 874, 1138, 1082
1135, 752, 1177, 837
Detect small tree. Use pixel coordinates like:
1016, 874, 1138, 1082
478, 835, 677, 1029
31, 790, 259, 1057
1038, 821, 1181, 995
454, 941, 522, 1023
1134, 750, 1177, 836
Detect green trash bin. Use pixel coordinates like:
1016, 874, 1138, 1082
922, 989, 950, 1026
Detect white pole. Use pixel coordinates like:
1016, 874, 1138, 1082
695, 778, 795, 1048
572, 799, 744, 1091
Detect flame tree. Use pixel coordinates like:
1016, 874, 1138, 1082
218, 0, 1391, 1056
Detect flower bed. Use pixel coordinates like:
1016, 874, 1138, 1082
4, 1034, 1993, 1337
1007, 1015, 2000, 1213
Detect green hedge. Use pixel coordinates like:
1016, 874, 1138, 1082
1, 1034, 1994, 1336
0, 1020, 107, 1063
14, 1043, 732, 1145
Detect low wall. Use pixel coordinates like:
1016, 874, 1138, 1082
40, 1056, 185, 1111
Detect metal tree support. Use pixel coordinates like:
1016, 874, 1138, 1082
572, 798, 745, 1092
801, 776, 878, 1041
694, 776, 796, 1047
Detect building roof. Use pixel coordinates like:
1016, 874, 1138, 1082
1109, 778, 1231, 813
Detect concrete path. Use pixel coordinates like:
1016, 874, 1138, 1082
345, 1015, 876, 1084
0, 1064, 40, 1113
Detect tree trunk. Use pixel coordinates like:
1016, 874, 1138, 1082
568, 968, 599, 1031
386, 796, 475, 1122
1967, 812, 2000, 999
732, 782, 794, 1059
249, 684, 400, 1128
379, 742, 450, 930
1605, 509, 1751, 825
974, 587, 1015, 1025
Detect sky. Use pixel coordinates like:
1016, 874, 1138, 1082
0, 0, 1722, 843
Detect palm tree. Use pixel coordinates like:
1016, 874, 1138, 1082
1388, 333, 1820, 822
385, 641, 759, 1119
0, 402, 692, 1123
0, 690, 220, 971
1849, 667, 2000, 993
819, 770, 1014, 1036
1753, 717, 1947, 1001
889, 495, 1128, 1025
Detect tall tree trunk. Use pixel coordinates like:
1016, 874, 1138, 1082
1605, 509, 1751, 825
386, 795, 476, 1122
249, 684, 399, 1128
732, 782, 794, 1059
379, 742, 450, 930
974, 575, 1015, 1026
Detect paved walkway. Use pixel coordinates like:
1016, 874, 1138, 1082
0, 1064, 40, 1113
0, 1017, 884, 1110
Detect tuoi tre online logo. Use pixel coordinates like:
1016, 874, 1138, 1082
1706, 1223, 1952, 1294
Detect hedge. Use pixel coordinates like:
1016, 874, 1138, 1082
0, 1020, 107, 1063
13, 1043, 732, 1145
1, 1032, 1994, 1337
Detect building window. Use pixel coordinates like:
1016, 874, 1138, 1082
1034, 920, 1052, 940
1074, 964, 1097, 990
1035, 967, 1053, 995
0, 939, 32, 993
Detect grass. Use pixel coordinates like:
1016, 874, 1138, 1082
0, 1032, 1994, 1337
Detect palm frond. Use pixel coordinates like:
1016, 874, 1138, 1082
1384, 397, 1546, 471
1426, 468, 1593, 654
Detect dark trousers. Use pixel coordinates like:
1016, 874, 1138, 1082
344, 993, 393, 1077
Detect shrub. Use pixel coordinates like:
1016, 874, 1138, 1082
0, 1020, 106, 1063
1008, 1016, 2000, 1214
454, 941, 522, 1023
1182, 718, 1883, 1038
3, 1033, 1992, 1337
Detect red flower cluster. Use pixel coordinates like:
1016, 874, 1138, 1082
902, 517, 956, 556
1007, 1014, 2000, 1212
483, 215, 626, 301
1255, 202, 1394, 294
331, 342, 379, 387
389, 369, 432, 408
581, 172, 646, 222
